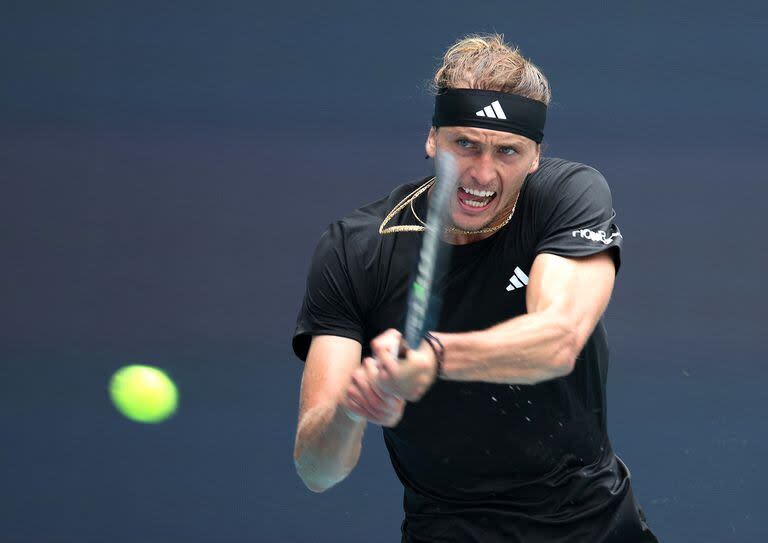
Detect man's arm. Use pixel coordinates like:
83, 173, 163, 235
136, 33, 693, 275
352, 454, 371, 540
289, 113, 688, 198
373, 251, 616, 393
293, 336, 366, 492
437, 251, 615, 384
293, 335, 404, 492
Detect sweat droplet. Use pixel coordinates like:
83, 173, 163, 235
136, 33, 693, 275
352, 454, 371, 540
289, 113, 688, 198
524, 416, 532, 422
491, 396, 497, 402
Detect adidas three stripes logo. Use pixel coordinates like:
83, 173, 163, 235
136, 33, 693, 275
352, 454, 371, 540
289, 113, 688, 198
506, 267, 529, 292
476, 100, 507, 120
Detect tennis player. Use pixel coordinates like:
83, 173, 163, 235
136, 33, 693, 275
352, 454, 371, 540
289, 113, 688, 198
292, 34, 659, 543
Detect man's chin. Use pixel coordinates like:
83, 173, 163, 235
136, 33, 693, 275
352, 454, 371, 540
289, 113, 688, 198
450, 199, 500, 232
449, 214, 494, 233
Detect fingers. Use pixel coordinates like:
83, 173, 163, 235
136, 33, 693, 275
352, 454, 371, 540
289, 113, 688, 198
339, 398, 366, 422
346, 383, 402, 427
362, 358, 395, 404
370, 328, 403, 362
372, 336, 403, 391
374, 354, 400, 397
367, 327, 437, 405
344, 361, 404, 426
374, 340, 419, 401
346, 386, 387, 421
377, 347, 436, 403
354, 363, 394, 415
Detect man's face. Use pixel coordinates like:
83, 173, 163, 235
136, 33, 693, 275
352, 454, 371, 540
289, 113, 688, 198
425, 126, 540, 233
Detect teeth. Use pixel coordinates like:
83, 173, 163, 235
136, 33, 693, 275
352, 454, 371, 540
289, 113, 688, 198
462, 187, 495, 197
464, 198, 491, 207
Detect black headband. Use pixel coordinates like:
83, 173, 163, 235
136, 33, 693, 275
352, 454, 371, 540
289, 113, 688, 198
432, 88, 547, 143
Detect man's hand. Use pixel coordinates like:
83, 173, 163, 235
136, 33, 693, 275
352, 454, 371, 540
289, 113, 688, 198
340, 357, 405, 427
371, 328, 437, 402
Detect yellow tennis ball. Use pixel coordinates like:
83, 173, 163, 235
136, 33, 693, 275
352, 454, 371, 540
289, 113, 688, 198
109, 365, 178, 423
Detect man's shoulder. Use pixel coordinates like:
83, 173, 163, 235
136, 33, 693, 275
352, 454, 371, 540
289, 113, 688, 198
334, 177, 430, 236
317, 176, 429, 256
524, 157, 611, 210
528, 157, 606, 191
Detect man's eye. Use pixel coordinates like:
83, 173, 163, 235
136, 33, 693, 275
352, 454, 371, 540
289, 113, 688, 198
499, 147, 517, 156
456, 139, 472, 148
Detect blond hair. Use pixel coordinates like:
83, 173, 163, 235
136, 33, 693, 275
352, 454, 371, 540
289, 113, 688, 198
432, 34, 551, 105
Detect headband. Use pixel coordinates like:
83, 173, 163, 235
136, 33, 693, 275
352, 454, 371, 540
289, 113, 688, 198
432, 88, 547, 143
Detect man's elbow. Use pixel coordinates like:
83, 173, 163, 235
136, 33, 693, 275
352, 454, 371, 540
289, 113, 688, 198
298, 472, 334, 493
294, 447, 357, 493
294, 457, 336, 493
550, 320, 580, 378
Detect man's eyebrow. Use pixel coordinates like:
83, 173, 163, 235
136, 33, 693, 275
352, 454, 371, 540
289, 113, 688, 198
451, 130, 524, 145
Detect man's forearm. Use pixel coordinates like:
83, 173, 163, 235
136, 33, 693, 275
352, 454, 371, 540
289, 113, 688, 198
436, 309, 578, 385
293, 400, 366, 493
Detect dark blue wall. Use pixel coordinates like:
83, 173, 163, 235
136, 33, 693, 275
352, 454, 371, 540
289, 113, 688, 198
2, 1, 766, 541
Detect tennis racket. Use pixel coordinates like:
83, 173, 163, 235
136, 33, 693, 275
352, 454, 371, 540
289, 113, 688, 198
401, 150, 459, 351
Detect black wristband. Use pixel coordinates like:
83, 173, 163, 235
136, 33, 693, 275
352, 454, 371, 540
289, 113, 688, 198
423, 332, 445, 379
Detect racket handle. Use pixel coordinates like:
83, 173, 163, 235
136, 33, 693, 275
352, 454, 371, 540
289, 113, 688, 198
397, 337, 409, 360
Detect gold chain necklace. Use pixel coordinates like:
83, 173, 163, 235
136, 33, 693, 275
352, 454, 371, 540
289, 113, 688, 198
379, 177, 519, 236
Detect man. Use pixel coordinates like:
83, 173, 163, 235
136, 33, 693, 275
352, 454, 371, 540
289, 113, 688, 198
292, 35, 658, 543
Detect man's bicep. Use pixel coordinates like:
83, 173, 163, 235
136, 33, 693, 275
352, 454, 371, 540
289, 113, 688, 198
299, 335, 362, 418
526, 252, 616, 345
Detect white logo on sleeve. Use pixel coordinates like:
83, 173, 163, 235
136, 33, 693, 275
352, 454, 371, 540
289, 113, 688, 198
475, 100, 507, 120
506, 266, 529, 292
572, 227, 622, 245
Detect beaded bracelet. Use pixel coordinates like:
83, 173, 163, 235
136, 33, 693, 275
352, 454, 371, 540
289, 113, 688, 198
423, 332, 445, 379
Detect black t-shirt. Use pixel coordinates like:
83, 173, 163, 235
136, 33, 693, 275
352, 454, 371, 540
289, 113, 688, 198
293, 157, 657, 543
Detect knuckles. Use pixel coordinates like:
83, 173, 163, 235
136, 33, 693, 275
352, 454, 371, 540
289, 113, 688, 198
370, 329, 401, 354
361, 329, 437, 409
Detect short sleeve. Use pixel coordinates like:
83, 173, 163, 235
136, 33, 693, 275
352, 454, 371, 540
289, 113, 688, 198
534, 165, 623, 271
292, 222, 366, 362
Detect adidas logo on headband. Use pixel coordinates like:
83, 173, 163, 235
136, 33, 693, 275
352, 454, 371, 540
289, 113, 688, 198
433, 88, 547, 142
475, 100, 507, 120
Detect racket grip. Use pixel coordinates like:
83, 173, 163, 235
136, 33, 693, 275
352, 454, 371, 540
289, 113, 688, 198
397, 337, 409, 360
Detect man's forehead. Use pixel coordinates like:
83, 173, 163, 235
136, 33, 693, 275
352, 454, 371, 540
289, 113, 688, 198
442, 126, 533, 146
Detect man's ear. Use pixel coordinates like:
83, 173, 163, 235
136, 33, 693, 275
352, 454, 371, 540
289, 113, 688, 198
425, 127, 437, 158
528, 143, 541, 173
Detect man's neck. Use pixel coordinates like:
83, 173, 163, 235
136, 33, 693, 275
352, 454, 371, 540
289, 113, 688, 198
440, 199, 518, 246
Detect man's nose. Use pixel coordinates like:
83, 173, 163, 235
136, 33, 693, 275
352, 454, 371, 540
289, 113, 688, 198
469, 152, 497, 185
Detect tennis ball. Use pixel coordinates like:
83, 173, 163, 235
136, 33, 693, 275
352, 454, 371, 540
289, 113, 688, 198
109, 365, 178, 423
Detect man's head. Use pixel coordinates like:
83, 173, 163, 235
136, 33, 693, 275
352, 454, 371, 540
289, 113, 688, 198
425, 34, 551, 236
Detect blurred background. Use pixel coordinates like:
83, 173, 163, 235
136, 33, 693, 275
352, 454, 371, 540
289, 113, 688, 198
1, 1, 766, 541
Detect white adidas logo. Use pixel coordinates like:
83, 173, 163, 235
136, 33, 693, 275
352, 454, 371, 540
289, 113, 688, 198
506, 266, 529, 292
476, 100, 507, 120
